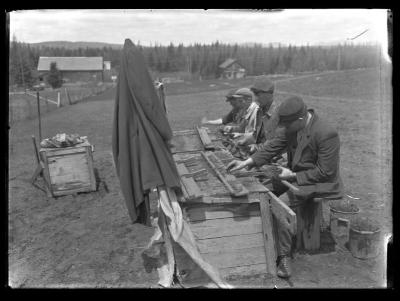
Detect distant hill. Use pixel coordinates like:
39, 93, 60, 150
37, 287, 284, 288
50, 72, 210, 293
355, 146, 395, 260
29, 41, 123, 49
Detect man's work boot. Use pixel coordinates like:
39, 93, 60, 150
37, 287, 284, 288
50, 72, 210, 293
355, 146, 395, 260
277, 256, 292, 278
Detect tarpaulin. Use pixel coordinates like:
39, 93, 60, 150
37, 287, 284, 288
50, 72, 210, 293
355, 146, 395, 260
112, 39, 181, 224
143, 186, 232, 288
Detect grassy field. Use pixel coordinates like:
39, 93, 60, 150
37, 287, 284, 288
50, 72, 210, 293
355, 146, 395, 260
9, 83, 115, 123
8, 67, 392, 288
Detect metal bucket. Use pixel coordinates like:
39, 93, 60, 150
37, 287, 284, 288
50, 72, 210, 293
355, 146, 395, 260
349, 227, 381, 259
329, 206, 360, 245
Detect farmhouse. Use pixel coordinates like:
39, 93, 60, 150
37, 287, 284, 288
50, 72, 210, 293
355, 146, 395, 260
219, 58, 246, 79
37, 56, 106, 83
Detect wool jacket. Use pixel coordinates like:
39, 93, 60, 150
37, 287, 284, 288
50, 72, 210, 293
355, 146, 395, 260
112, 39, 181, 224
251, 109, 344, 200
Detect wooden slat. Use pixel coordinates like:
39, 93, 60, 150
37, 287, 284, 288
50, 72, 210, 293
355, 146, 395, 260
192, 196, 259, 204
186, 203, 260, 222
85, 147, 97, 192
259, 193, 277, 276
201, 246, 266, 269
181, 177, 203, 199
177, 163, 189, 176
40, 147, 88, 157
268, 190, 297, 235
201, 151, 249, 197
196, 233, 264, 253
220, 263, 268, 278
190, 216, 262, 239
196, 127, 215, 150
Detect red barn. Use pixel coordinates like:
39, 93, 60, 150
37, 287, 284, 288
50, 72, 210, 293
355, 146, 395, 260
37, 57, 105, 83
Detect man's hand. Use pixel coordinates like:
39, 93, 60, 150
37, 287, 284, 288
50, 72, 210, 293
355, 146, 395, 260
223, 125, 233, 133
226, 158, 254, 172
278, 166, 296, 180
232, 132, 243, 139
248, 144, 257, 154
237, 132, 255, 146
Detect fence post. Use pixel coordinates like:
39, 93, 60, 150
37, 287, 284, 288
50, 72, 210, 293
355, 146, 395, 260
36, 91, 42, 142
57, 91, 61, 107
45, 96, 49, 112
65, 88, 72, 105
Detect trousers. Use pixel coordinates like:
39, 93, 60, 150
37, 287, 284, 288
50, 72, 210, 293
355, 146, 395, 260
267, 179, 308, 257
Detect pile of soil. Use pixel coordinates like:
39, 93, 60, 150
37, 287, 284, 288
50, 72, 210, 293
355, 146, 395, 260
330, 200, 359, 213
351, 216, 380, 233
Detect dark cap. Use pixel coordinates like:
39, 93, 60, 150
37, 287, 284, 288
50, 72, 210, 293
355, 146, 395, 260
251, 75, 274, 93
225, 89, 238, 101
231, 87, 254, 99
278, 96, 307, 124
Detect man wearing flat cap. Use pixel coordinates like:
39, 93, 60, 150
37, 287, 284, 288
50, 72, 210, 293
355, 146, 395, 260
202, 88, 246, 126
227, 95, 344, 279
236, 75, 279, 152
223, 87, 258, 136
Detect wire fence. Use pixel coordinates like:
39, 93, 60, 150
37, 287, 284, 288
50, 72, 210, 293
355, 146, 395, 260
9, 83, 115, 125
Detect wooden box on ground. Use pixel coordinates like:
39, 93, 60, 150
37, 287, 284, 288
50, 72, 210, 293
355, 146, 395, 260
39, 141, 96, 197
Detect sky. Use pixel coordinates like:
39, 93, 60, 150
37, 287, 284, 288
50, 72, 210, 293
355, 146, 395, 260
9, 9, 389, 47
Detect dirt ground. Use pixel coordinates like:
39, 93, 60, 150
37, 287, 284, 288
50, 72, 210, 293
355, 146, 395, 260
8, 67, 392, 288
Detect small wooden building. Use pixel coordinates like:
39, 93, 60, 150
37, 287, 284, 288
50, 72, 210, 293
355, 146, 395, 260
219, 58, 246, 79
37, 56, 105, 83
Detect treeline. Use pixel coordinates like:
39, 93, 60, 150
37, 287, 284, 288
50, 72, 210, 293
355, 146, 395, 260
9, 36, 382, 87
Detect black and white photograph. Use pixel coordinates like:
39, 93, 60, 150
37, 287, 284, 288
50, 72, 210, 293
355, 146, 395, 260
7, 9, 392, 288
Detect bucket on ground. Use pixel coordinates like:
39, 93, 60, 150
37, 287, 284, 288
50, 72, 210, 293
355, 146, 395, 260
329, 199, 360, 245
349, 216, 381, 259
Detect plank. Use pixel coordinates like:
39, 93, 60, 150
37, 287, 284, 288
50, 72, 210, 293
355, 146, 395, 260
201, 246, 266, 269
185, 203, 260, 222
295, 201, 321, 251
177, 163, 189, 176
190, 216, 262, 239
181, 176, 203, 199
192, 196, 259, 204
268, 190, 297, 235
196, 126, 215, 150
201, 151, 249, 197
259, 193, 277, 276
196, 233, 264, 253
220, 263, 268, 278
85, 147, 97, 192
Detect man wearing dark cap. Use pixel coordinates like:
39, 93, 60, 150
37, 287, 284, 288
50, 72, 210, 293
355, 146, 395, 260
227, 95, 344, 279
202, 89, 244, 125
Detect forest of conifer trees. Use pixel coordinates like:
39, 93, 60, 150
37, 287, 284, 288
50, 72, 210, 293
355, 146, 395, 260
9, 37, 382, 87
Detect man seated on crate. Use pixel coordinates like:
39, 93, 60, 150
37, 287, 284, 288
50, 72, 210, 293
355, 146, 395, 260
227, 95, 344, 279
201, 88, 247, 126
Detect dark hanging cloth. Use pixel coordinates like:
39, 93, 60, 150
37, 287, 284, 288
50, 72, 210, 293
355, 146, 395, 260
112, 39, 181, 224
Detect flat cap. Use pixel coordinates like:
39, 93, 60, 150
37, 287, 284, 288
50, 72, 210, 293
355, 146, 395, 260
225, 88, 237, 101
251, 75, 274, 93
232, 87, 254, 99
278, 96, 307, 124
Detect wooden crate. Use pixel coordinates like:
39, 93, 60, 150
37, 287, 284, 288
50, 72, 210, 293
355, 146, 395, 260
39, 141, 96, 197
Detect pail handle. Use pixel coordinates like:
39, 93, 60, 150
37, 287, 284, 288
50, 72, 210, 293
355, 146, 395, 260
337, 217, 350, 231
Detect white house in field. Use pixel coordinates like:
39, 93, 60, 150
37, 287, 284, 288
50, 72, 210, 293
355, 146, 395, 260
219, 58, 246, 79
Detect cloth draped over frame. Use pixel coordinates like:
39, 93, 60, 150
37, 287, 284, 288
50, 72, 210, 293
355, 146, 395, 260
112, 39, 230, 288
112, 38, 180, 224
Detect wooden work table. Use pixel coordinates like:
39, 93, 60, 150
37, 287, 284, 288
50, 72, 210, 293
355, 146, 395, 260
171, 129, 296, 281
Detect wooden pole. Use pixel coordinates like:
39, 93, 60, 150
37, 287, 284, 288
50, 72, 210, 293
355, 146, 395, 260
57, 91, 61, 107
36, 91, 42, 142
